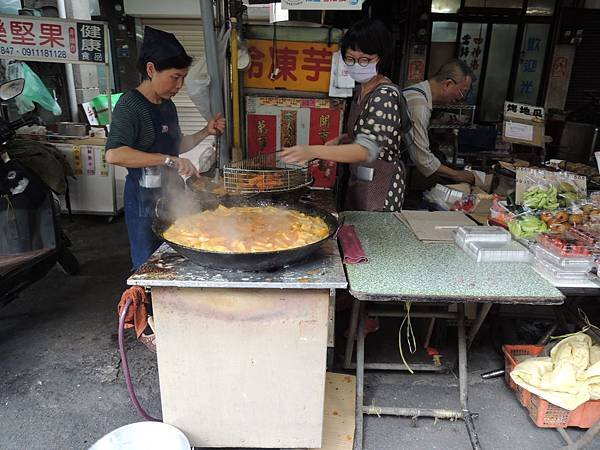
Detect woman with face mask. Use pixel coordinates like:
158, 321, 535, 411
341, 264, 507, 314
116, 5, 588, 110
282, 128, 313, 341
281, 19, 408, 211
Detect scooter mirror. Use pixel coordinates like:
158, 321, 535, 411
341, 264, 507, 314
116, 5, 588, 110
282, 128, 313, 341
0, 78, 25, 101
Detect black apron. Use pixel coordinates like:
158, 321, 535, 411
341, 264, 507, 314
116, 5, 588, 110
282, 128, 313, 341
124, 91, 181, 271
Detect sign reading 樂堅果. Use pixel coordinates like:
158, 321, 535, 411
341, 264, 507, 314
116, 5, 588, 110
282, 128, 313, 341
0, 15, 107, 64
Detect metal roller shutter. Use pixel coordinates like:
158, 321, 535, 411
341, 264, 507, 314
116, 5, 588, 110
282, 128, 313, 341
141, 18, 207, 135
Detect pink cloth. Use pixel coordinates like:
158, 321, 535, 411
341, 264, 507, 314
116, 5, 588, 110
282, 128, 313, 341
338, 224, 368, 264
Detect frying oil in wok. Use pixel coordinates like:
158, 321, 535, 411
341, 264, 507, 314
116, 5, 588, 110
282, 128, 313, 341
163, 205, 329, 253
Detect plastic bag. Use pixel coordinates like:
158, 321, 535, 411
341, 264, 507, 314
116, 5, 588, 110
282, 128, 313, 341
186, 55, 212, 120
0, 0, 20, 15
186, 25, 230, 120
197, 142, 216, 173
6, 62, 62, 116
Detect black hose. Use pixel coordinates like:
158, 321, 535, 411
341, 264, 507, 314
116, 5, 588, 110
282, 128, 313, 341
118, 298, 161, 422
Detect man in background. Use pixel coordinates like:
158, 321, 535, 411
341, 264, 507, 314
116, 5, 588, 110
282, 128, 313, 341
403, 59, 476, 185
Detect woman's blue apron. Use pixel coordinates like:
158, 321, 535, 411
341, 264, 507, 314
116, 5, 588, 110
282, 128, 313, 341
124, 92, 180, 271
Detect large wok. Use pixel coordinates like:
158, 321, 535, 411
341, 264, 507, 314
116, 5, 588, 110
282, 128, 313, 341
153, 197, 340, 272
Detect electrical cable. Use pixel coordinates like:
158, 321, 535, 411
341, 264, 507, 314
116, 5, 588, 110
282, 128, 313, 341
118, 298, 161, 422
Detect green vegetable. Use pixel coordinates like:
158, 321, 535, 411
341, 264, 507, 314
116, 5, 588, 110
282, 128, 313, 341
522, 186, 559, 210
508, 216, 549, 239
558, 182, 577, 193
560, 191, 579, 207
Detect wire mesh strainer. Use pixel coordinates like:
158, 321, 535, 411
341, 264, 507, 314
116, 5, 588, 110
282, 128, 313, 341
223, 152, 313, 194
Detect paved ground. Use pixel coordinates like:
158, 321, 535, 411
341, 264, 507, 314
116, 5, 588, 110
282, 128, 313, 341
0, 214, 596, 450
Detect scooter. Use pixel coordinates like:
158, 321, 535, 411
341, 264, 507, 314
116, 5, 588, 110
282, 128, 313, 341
0, 78, 79, 308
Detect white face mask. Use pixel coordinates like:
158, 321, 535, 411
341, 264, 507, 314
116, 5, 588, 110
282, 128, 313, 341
344, 62, 378, 84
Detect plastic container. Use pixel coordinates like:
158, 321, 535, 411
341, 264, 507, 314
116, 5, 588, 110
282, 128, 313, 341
504, 344, 600, 428
528, 394, 600, 428
455, 226, 511, 246
537, 232, 593, 258
531, 244, 594, 272
89, 422, 191, 450
565, 227, 598, 246
503, 344, 544, 406
490, 199, 515, 227
590, 190, 600, 207
463, 240, 531, 263
533, 258, 591, 282
428, 184, 465, 204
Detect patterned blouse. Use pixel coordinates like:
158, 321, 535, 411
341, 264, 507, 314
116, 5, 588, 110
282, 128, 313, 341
351, 84, 406, 211
353, 85, 404, 164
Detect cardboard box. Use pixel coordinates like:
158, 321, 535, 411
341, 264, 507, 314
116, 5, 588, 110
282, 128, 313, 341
502, 101, 545, 148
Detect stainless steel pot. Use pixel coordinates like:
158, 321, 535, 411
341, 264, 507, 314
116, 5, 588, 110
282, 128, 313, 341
55, 122, 88, 137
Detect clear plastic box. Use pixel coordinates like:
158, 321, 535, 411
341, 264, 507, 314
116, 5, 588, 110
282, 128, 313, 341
463, 240, 532, 263
536, 232, 594, 258
534, 258, 592, 282
531, 244, 594, 272
454, 226, 511, 249
431, 184, 465, 203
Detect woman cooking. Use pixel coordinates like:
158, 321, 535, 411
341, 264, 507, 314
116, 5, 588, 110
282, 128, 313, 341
106, 27, 225, 271
281, 19, 409, 211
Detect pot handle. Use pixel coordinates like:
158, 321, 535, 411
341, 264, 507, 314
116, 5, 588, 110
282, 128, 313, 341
333, 216, 345, 239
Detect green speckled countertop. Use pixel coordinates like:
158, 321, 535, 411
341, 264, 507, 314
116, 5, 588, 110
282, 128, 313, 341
342, 212, 564, 304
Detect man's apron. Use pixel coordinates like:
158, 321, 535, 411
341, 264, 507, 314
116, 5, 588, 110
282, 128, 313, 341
123, 94, 181, 271
343, 77, 406, 211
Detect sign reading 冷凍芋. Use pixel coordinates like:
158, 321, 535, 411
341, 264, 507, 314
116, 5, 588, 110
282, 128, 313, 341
282, 0, 363, 9
244, 39, 339, 93
0, 15, 107, 64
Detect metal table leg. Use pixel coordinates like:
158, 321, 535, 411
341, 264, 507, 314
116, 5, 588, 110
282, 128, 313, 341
351, 301, 481, 449
344, 299, 360, 369
353, 302, 366, 450
458, 303, 482, 450
467, 303, 492, 350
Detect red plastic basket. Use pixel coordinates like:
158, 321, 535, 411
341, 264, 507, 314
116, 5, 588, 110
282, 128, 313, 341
502, 344, 544, 407
528, 394, 600, 428
503, 344, 600, 428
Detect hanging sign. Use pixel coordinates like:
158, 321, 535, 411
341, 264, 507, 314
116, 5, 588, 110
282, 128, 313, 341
0, 15, 107, 64
244, 39, 338, 93
282, 0, 363, 10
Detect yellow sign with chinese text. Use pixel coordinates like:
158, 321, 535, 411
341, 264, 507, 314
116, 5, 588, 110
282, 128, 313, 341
244, 39, 339, 93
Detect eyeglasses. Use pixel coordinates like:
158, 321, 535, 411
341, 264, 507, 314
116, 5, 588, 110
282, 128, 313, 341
448, 78, 468, 100
344, 56, 377, 67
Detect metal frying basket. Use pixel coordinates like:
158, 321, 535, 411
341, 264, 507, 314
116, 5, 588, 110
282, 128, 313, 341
222, 152, 313, 194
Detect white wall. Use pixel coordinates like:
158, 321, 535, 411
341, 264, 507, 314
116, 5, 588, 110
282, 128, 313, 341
123, 0, 201, 17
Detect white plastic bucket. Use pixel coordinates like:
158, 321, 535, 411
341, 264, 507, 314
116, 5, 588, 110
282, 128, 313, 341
89, 422, 190, 450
